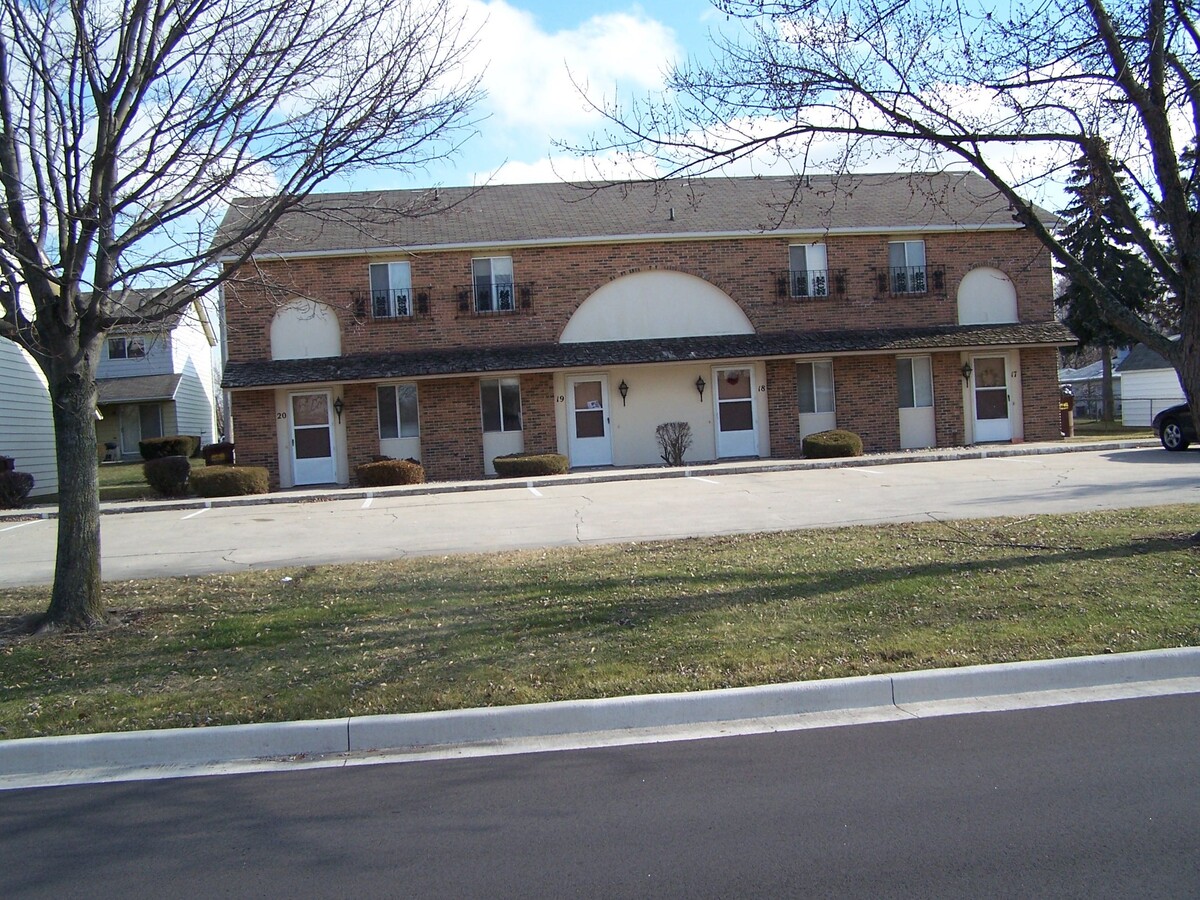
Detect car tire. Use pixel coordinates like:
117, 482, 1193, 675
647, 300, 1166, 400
1161, 419, 1191, 451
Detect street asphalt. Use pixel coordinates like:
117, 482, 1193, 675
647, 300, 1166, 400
2, 437, 1198, 790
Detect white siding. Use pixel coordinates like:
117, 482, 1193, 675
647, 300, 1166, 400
1121, 369, 1186, 426
173, 359, 218, 445
96, 331, 173, 378
0, 340, 58, 497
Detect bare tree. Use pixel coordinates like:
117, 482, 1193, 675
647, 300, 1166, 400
580, 0, 1198, 430
0, 0, 480, 630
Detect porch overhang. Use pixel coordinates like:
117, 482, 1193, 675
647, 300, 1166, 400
222, 322, 1076, 390
96, 373, 183, 403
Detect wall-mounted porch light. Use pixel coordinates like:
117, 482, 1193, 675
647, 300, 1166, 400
695, 375, 707, 401
961, 362, 973, 382
618, 380, 629, 406
333, 396, 345, 423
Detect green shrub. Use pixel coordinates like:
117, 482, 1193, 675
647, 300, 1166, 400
143, 455, 191, 497
802, 429, 864, 459
139, 435, 198, 460
492, 453, 569, 478
190, 466, 269, 497
355, 458, 425, 487
0, 471, 35, 507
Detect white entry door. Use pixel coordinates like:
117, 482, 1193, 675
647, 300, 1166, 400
567, 375, 613, 467
290, 391, 337, 484
972, 356, 1013, 442
714, 367, 759, 458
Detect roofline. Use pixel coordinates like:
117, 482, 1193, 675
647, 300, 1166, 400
217, 221, 1030, 265
224, 338, 1072, 391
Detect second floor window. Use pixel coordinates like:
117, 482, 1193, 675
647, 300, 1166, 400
788, 243, 829, 297
472, 256, 514, 312
888, 240, 927, 294
108, 335, 146, 359
369, 262, 412, 318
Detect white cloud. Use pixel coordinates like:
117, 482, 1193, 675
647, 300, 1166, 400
463, 1, 680, 131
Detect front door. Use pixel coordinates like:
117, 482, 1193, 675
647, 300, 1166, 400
567, 375, 613, 467
714, 367, 758, 458
290, 392, 337, 484
972, 356, 1013, 442
119, 404, 162, 457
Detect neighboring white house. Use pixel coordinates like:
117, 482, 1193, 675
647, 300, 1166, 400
1058, 350, 1127, 420
96, 297, 220, 460
1117, 343, 1185, 426
0, 338, 58, 497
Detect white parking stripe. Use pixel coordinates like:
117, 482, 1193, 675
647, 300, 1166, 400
528, 486, 543, 497
182, 508, 210, 520
1, 519, 42, 532
687, 476, 721, 485
362, 497, 374, 509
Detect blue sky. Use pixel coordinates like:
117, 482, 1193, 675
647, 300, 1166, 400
332, 0, 722, 192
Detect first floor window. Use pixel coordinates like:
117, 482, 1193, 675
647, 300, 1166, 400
481, 377, 521, 432
108, 335, 146, 359
377, 383, 420, 438
888, 240, 927, 294
897, 357, 934, 409
472, 257, 514, 312
788, 243, 829, 297
797, 360, 835, 414
369, 262, 412, 318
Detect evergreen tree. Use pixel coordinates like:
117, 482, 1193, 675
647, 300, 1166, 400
1055, 156, 1163, 420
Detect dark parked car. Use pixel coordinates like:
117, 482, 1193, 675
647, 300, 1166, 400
1152, 403, 1197, 451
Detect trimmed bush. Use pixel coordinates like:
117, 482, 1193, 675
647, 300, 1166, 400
190, 466, 269, 497
0, 471, 35, 508
139, 434, 198, 460
143, 455, 191, 497
355, 458, 425, 487
802, 429, 864, 459
492, 453, 569, 478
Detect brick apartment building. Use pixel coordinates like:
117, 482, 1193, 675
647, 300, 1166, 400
217, 172, 1073, 488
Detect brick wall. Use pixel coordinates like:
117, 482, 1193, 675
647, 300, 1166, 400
519, 372, 557, 455
1020, 347, 1064, 442
343, 382, 379, 482
833, 356, 901, 453
229, 390, 280, 488
417, 377, 483, 481
223, 229, 1055, 364
766, 359, 801, 458
932, 352, 967, 447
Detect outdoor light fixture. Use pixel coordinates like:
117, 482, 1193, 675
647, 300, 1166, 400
961, 362, 973, 382
333, 396, 345, 422
695, 375, 707, 401
618, 380, 629, 405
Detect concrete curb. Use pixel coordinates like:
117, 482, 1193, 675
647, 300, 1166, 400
2, 647, 1197, 783
0, 438, 1160, 522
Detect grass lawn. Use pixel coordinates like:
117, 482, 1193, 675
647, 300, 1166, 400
1, 504, 1197, 740
1069, 419, 1155, 441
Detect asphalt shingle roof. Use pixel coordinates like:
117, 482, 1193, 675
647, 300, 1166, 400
223, 323, 1074, 390
218, 172, 1053, 258
97, 373, 182, 403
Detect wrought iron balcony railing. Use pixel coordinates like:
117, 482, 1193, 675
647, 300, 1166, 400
457, 282, 533, 315
776, 269, 845, 299
875, 265, 945, 296
352, 290, 430, 320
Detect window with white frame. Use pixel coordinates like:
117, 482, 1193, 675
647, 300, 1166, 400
108, 335, 146, 359
480, 377, 522, 432
788, 243, 829, 297
897, 357, 934, 408
377, 383, 420, 438
797, 360, 835, 414
472, 257, 515, 312
888, 240, 927, 294
369, 262, 412, 318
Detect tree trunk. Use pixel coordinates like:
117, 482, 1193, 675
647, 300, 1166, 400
39, 359, 106, 630
1101, 346, 1115, 422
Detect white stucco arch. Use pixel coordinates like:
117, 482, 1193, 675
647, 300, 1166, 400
560, 271, 754, 343
957, 267, 1019, 325
270, 299, 341, 360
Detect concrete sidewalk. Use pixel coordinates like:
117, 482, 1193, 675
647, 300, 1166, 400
3, 647, 1198, 790
0, 437, 1159, 522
